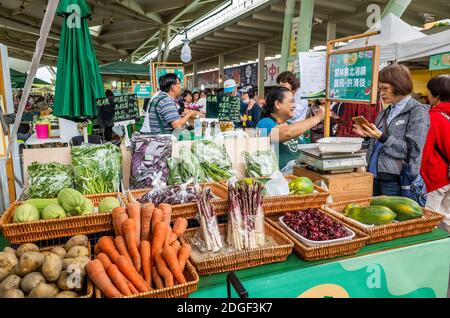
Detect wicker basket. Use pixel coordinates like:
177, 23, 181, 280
179, 222, 294, 275
39, 244, 93, 298
95, 261, 199, 298
322, 198, 445, 244
266, 208, 368, 261
124, 183, 228, 219
0, 192, 123, 244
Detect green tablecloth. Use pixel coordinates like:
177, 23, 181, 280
191, 229, 450, 298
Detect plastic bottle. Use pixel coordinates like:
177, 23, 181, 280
194, 115, 202, 139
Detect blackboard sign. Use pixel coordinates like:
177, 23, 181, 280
206, 95, 241, 122
96, 94, 139, 123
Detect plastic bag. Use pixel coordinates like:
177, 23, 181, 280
264, 171, 290, 197
138, 178, 204, 206
178, 146, 206, 183
130, 134, 173, 189
71, 143, 122, 194
167, 158, 182, 186
27, 162, 74, 198
192, 140, 234, 182
244, 149, 279, 177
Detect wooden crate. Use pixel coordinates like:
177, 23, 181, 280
293, 166, 373, 203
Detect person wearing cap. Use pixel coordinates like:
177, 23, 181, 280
223, 79, 238, 96
240, 86, 261, 128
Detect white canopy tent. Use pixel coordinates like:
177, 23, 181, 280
339, 13, 426, 63
397, 29, 450, 62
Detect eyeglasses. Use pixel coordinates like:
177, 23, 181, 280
378, 85, 392, 92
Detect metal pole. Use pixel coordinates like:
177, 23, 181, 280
326, 21, 336, 41
218, 55, 224, 89
163, 25, 171, 62
192, 62, 198, 89
381, 0, 411, 18
257, 42, 265, 98
297, 0, 315, 53
280, 0, 295, 72
157, 27, 163, 62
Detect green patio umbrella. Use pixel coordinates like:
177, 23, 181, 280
10, 69, 51, 88
53, 0, 104, 119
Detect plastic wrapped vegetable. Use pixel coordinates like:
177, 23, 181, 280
192, 140, 233, 182
167, 158, 182, 186
244, 150, 279, 178
178, 146, 206, 184
71, 143, 122, 194
27, 162, 74, 198
130, 134, 173, 189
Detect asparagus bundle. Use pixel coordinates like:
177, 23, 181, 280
227, 180, 265, 250
196, 187, 223, 252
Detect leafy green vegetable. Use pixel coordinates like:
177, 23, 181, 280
167, 158, 182, 186
27, 162, 74, 198
192, 140, 234, 182
244, 150, 279, 177
178, 146, 206, 183
71, 143, 122, 194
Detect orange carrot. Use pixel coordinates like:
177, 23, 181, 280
86, 260, 123, 298
114, 236, 133, 265
123, 219, 141, 272
170, 218, 188, 243
170, 240, 181, 254
128, 281, 139, 294
94, 243, 102, 255
165, 226, 172, 248
105, 263, 132, 296
97, 252, 113, 269
112, 207, 128, 237
161, 245, 186, 284
178, 244, 192, 272
152, 222, 168, 257
158, 203, 172, 225
114, 255, 150, 293
126, 202, 141, 246
151, 208, 163, 232
140, 203, 154, 241
139, 240, 152, 287
154, 253, 174, 288
152, 266, 164, 290
97, 236, 121, 263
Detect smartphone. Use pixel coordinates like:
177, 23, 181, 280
353, 116, 370, 127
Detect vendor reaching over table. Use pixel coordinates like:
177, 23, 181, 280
256, 86, 324, 171
140, 73, 199, 134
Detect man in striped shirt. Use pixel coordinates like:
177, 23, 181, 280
141, 73, 197, 134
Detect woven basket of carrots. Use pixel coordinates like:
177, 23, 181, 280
86, 201, 199, 298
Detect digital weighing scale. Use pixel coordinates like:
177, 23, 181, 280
298, 148, 367, 173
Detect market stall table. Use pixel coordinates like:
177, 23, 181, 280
190, 229, 450, 298
25, 130, 67, 146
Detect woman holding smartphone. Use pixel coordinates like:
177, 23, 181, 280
353, 63, 429, 196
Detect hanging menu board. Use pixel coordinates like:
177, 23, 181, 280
96, 94, 139, 124
155, 67, 185, 89
206, 95, 241, 122
327, 46, 379, 104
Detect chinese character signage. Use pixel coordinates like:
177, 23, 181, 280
133, 83, 152, 98
327, 46, 379, 104
206, 94, 241, 122
96, 94, 139, 124
429, 52, 450, 71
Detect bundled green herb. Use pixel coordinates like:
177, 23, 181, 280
71, 143, 122, 194
167, 158, 182, 186
244, 149, 279, 177
27, 162, 74, 198
179, 146, 206, 183
192, 140, 234, 182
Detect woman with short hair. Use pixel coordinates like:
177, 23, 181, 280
353, 63, 430, 196
421, 74, 450, 231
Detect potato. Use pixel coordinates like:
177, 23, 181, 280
65, 235, 88, 252
16, 243, 39, 258
29, 282, 59, 298
0, 288, 25, 298
62, 256, 90, 276
2, 247, 16, 255
65, 246, 89, 259
54, 291, 78, 298
16, 252, 44, 276
56, 271, 85, 291
20, 272, 45, 294
0, 252, 18, 282
50, 246, 67, 259
42, 253, 62, 282
0, 274, 21, 291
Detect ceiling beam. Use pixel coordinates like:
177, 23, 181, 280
203, 36, 248, 45
224, 26, 273, 38
8, 48, 57, 66
252, 13, 284, 24
213, 31, 262, 41
236, 20, 283, 32
166, 0, 203, 24
314, 0, 358, 13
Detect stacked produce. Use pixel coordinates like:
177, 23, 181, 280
244, 150, 279, 178
343, 196, 423, 225
71, 143, 122, 195
88, 202, 191, 298
283, 209, 350, 241
227, 179, 265, 250
288, 177, 315, 195
168, 146, 207, 185
27, 162, 73, 198
130, 135, 173, 189
12, 189, 119, 223
195, 188, 223, 252
192, 140, 234, 182
0, 235, 91, 298
138, 183, 214, 206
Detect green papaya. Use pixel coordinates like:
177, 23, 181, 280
22, 198, 58, 214
57, 188, 86, 216
370, 196, 422, 221
344, 206, 396, 225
